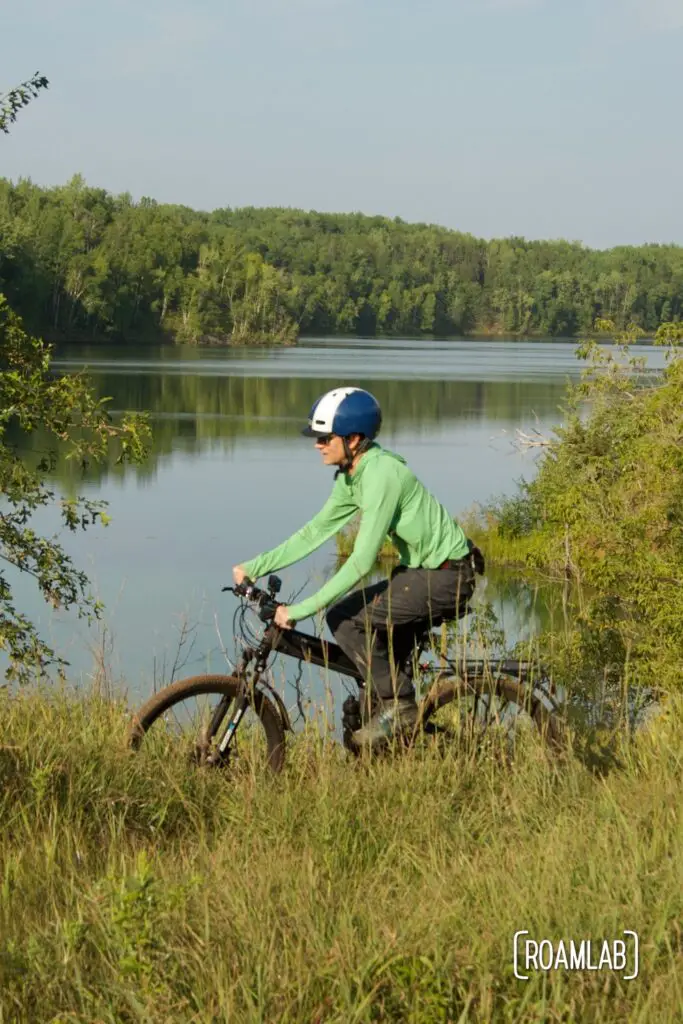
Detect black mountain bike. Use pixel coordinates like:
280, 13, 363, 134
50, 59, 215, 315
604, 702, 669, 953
130, 575, 564, 773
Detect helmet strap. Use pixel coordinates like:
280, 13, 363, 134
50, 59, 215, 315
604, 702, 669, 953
340, 437, 354, 471
337, 435, 372, 476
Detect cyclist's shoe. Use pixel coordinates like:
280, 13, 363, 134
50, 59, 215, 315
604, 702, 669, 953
341, 694, 362, 731
351, 696, 419, 753
342, 690, 376, 752
342, 694, 362, 752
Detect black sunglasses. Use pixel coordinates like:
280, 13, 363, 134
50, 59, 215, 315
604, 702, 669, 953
314, 434, 334, 445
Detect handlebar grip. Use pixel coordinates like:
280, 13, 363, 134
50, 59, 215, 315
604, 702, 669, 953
222, 578, 255, 596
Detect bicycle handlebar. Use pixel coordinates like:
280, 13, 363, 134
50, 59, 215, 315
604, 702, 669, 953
222, 580, 279, 622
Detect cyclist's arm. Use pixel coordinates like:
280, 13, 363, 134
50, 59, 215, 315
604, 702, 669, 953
240, 486, 356, 580
287, 469, 401, 622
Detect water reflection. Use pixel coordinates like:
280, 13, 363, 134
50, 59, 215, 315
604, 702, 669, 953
15, 355, 570, 490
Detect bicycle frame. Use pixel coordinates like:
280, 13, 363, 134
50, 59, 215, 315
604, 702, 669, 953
213, 621, 365, 760
212, 584, 555, 761
265, 625, 364, 680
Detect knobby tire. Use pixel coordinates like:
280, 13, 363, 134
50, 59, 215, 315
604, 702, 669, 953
420, 672, 563, 746
129, 674, 287, 774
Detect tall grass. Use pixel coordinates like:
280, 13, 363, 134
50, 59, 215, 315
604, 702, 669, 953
0, 686, 681, 1022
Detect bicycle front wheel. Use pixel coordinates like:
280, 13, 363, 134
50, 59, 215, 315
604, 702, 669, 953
129, 674, 286, 775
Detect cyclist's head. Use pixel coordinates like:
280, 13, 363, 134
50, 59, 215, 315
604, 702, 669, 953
302, 387, 382, 471
302, 387, 382, 441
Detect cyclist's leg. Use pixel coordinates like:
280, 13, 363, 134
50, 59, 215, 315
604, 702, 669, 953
327, 569, 446, 704
346, 566, 476, 748
327, 579, 392, 704
328, 566, 474, 703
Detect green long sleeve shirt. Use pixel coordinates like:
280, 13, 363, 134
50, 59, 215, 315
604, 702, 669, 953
241, 444, 470, 622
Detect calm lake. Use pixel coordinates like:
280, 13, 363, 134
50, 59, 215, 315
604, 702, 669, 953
5, 337, 667, 705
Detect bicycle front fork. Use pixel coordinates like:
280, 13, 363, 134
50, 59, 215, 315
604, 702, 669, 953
204, 688, 250, 766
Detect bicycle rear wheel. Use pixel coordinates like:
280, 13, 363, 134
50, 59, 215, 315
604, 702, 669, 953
129, 674, 286, 775
420, 670, 563, 749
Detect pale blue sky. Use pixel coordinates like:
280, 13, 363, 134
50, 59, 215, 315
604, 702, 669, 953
2, 0, 682, 247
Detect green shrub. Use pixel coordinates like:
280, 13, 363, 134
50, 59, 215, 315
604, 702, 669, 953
472, 323, 683, 692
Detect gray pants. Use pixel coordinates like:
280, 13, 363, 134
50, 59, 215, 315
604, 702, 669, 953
326, 563, 475, 701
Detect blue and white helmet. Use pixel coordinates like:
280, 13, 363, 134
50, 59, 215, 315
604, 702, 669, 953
302, 387, 382, 440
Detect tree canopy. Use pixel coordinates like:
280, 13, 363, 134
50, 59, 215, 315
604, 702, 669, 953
1, 175, 682, 345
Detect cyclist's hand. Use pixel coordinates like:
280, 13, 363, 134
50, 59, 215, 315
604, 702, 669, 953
274, 605, 294, 630
233, 565, 248, 586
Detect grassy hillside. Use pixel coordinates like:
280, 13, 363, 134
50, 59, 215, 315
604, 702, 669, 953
0, 686, 681, 1022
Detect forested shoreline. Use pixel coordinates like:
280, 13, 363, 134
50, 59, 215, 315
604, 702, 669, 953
2, 174, 683, 346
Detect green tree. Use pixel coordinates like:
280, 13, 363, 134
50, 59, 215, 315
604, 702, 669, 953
0, 296, 150, 680
0, 72, 48, 133
1, 175, 683, 345
1, 95, 150, 680
478, 321, 683, 692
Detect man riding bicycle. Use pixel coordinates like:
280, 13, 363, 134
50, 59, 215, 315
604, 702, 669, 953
233, 387, 479, 751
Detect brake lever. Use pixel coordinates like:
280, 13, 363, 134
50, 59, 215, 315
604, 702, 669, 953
221, 580, 254, 598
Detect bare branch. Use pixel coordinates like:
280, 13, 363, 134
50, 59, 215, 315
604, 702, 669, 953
514, 427, 554, 450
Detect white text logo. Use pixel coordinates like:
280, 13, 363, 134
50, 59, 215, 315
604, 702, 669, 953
513, 932, 639, 981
